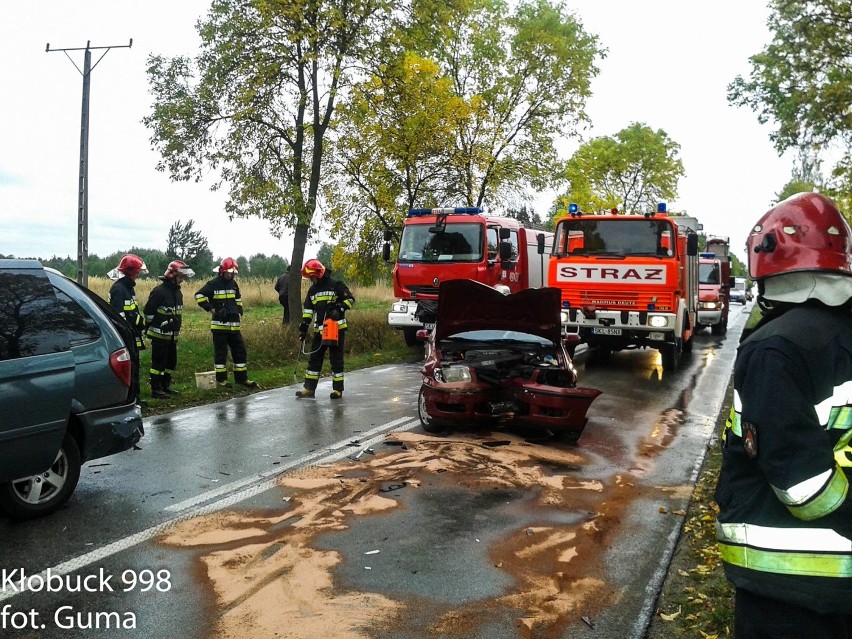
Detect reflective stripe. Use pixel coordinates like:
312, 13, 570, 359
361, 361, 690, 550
816, 381, 852, 427
725, 403, 741, 437
718, 521, 852, 552
780, 466, 849, 520
719, 542, 852, 578
773, 468, 836, 506
835, 429, 852, 468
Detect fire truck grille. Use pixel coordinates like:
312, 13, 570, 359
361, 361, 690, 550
565, 290, 670, 309
408, 286, 440, 297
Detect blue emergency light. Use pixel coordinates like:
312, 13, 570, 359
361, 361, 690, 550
408, 207, 482, 217
657, 202, 667, 213
699, 252, 716, 259
568, 203, 579, 213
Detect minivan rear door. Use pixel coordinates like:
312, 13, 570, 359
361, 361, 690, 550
0, 261, 75, 481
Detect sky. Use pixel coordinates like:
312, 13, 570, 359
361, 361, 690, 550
0, 1, 792, 266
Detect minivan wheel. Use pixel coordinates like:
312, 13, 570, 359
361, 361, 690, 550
0, 433, 81, 520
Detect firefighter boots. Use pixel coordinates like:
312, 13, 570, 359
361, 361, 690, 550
295, 388, 315, 398
330, 390, 343, 400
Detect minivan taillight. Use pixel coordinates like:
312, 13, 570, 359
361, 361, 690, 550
109, 347, 132, 388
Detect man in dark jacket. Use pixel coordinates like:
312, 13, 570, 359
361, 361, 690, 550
109, 254, 148, 404
274, 266, 291, 324
295, 259, 355, 400
714, 192, 852, 638
195, 257, 258, 389
144, 261, 194, 399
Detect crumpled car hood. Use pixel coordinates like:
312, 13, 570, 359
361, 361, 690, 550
434, 280, 562, 343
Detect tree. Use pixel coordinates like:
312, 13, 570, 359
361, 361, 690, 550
406, 0, 603, 208
728, 0, 851, 214
144, 0, 393, 321
558, 123, 685, 216
167, 220, 209, 261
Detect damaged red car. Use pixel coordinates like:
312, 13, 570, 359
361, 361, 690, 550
417, 279, 602, 441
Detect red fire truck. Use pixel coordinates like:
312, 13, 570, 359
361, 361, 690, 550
548, 203, 700, 371
383, 207, 552, 346
697, 236, 733, 335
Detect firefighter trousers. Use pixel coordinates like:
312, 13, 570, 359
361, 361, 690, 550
735, 588, 851, 639
150, 339, 177, 388
303, 330, 346, 392
212, 331, 249, 383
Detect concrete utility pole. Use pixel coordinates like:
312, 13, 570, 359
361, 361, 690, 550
46, 39, 132, 286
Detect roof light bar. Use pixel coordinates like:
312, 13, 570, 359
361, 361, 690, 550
408, 207, 483, 217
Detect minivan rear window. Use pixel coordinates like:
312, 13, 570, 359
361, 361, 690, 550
0, 271, 71, 359
53, 288, 101, 345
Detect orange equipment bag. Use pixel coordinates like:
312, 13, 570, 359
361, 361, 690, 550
321, 318, 339, 346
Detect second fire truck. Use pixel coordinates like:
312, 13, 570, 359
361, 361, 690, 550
548, 203, 700, 371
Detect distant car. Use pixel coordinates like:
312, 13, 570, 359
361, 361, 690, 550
0, 260, 144, 520
417, 280, 601, 442
730, 277, 748, 304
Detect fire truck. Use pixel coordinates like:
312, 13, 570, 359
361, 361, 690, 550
697, 236, 733, 335
383, 207, 552, 346
548, 203, 700, 371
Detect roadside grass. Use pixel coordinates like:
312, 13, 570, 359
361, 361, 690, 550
648, 305, 764, 639
87, 277, 417, 415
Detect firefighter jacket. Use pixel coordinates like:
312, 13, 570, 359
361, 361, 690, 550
715, 303, 852, 614
109, 276, 146, 350
144, 278, 184, 341
194, 276, 243, 331
299, 274, 355, 335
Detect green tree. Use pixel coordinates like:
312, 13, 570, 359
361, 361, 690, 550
559, 123, 685, 216
144, 0, 393, 322
166, 220, 212, 271
728, 0, 851, 212
406, 0, 603, 208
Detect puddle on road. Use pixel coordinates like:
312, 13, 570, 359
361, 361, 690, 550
158, 431, 645, 638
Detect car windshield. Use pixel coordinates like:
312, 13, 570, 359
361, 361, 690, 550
444, 330, 553, 347
553, 218, 676, 257
398, 223, 484, 263
699, 262, 719, 285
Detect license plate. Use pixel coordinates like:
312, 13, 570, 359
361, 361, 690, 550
424, 323, 436, 330
592, 327, 621, 336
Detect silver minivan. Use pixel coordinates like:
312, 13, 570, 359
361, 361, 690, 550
0, 260, 144, 520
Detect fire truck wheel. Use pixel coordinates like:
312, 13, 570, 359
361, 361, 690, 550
711, 321, 727, 336
661, 341, 681, 371
403, 328, 419, 347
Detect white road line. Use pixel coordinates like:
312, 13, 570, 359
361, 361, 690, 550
164, 416, 415, 512
0, 417, 420, 603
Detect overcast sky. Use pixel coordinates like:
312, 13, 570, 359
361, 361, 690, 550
0, 1, 791, 265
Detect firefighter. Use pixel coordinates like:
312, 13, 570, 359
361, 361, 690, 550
195, 257, 258, 389
295, 259, 355, 399
109, 254, 148, 404
714, 192, 852, 638
144, 260, 195, 399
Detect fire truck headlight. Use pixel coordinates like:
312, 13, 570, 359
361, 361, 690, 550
438, 365, 472, 383
699, 301, 720, 310
560, 311, 570, 324
648, 315, 668, 328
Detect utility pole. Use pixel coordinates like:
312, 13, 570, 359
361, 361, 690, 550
46, 39, 132, 286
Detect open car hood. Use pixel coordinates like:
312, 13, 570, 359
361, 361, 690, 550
433, 280, 562, 344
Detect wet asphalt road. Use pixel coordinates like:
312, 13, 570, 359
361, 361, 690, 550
0, 304, 752, 638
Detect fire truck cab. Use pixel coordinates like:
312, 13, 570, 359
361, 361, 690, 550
383, 207, 552, 346
549, 203, 700, 371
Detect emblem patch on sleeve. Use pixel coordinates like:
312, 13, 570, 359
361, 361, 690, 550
742, 421, 758, 459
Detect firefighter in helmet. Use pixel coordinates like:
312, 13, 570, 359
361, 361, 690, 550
109, 254, 148, 404
296, 259, 355, 399
195, 257, 258, 389
144, 260, 194, 399
714, 192, 852, 638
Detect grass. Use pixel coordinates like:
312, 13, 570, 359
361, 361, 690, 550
86, 276, 417, 415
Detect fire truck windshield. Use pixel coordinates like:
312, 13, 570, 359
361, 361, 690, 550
699, 262, 720, 285
398, 223, 484, 263
554, 218, 675, 258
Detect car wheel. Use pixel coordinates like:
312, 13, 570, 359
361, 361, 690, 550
418, 386, 445, 433
0, 433, 81, 520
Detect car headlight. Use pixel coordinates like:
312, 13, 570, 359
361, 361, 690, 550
436, 365, 471, 383
648, 315, 668, 328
